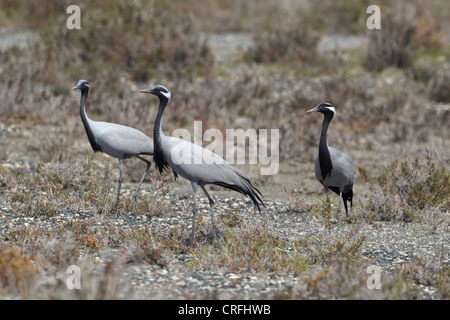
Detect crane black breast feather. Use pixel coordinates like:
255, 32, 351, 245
84, 122, 103, 153
154, 143, 178, 179
319, 143, 333, 181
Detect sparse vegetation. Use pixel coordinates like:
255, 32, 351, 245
0, 0, 449, 300
192, 223, 310, 274
250, 19, 320, 65
364, 3, 447, 72
0, 248, 39, 297
358, 154, 450, 225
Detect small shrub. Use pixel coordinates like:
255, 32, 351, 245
397, 250, 450, 299
0, 248, 38, 291
364, 5, 447, 72
358, 154, 449, 223
427, 68, 450, 103
294, 227, 366, 265
250, 21, 320, 65
293, 258, 420, 299
190, 223, 309, 275
219, 208, 243, 228
122, 227, 188, 266
364, 6, 417, 72
122, 175, 170, 216
85, 234, 102, 251
128, 228, 164, 264
281, 180, 310, 214
310, 196, 338, 229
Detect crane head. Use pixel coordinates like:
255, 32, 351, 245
139, 85, 171, 101
306, 102, 336, 115
72, 80, 90, 91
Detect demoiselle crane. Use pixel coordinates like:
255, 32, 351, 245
306, 102, 354, 223
72, 80, 153, 215
139, 85, 264, 244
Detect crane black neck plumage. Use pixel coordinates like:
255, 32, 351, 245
152, 89, 178, 179
78, 83, 102, 153
318, 108, 334, 181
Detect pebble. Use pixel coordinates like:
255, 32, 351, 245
0, 194, 448, 299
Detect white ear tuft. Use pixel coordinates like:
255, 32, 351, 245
326, 106, 336, 115
162, 91, 171, 101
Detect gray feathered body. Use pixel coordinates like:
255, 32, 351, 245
314, 146, 354, 193
159, 134, 263, 211
77, 80, 153, 159
89, 121, 154, 159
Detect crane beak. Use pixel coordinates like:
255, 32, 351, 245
306, 107, 318, 114
139, 89, 152, 94
72, 86, 78, 90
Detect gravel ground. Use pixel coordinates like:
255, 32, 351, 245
0, 30, 448, 299
0, 183, 448, 299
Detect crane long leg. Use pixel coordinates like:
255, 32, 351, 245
115, 158, 124, 216
190, 181, 199, 245
323, 185, 329, 203
349, 197, 352, 217
337, 186, 344, 225
133, 156, 152, 211
343, 197, 349, 219
200, 185, 217, 239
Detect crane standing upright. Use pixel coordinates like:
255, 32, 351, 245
73, 80, 154, 215
139, 85, 264, 244
306, 102, 354, 223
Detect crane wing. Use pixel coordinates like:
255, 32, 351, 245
329, 147, 354, 185
91, 121, 153, 158
161, 136, 264, 210
315, 146, 354, 187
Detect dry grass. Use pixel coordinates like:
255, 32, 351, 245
0, 0, 449, 299
364, 3, 448, 72
1, 156, 170, 217
358, 153, 450, 226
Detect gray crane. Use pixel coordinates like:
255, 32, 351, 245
72, 80, 153, 215
139, 85, 264, 244
306, 102, 354, 223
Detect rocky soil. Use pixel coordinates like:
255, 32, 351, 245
1, 30, 448, 300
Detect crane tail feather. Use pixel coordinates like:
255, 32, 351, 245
329, 185, 353, 214
212, 177, 265, 212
